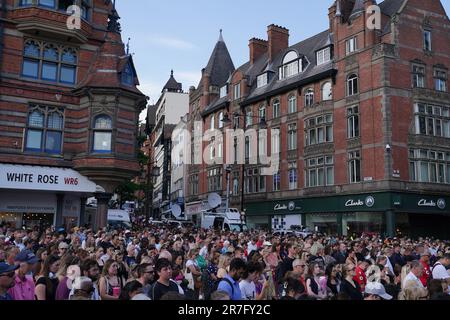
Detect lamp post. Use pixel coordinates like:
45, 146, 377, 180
222, 111, 267, 217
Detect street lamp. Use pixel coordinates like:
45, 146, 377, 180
222, 111, 267, 214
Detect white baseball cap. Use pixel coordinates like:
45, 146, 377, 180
365, 282, 392, 300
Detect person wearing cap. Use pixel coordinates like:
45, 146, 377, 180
364, 282, 393, 300
8, 250, 38, 300
70, 276, 94, 301
57, 241, 70, 258
419, 251, 431, 287
0, 262, 19, 300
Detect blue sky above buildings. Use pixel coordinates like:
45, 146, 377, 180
115, 0, 450, 121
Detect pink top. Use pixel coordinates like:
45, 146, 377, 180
9, 275, 35, 301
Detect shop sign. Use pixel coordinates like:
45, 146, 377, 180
345, 196, 375, 208
274, 201, 301, 212
0, 192, 57, 214
418, 199, 446, 210
0, 164, 97, 193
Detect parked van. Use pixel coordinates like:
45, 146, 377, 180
200, 208, 248, 232
107, 209, 132, 230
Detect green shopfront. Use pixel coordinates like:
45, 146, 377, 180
244, 192, 450, 238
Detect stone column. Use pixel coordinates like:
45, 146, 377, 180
55, 194, 65, 229
385, 210, 396, 238
94, 193, 113, 231
337, 212, 344, 237
79, 197, 87, 227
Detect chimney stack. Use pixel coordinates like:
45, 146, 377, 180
249, 38, 268, 65
267, 24, 289, 62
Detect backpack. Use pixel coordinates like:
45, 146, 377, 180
208, 277, 234, 300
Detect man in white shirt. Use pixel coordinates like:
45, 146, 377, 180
403, 260, 424, 289
247, 238, 258, 255
432, 253, 450, 285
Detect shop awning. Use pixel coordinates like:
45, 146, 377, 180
0, 164, 98, 194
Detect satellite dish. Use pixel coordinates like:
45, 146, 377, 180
208, 193, 222, 209
171, 204, 182, 218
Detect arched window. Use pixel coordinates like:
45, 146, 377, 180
93, 115, 112, 153
259, 105, 266, 122
288, 95, 297, 114
273, 99, 280, 118
26, 106, 63, 154
22, 40, 41, 79
42, 44, 59, 81
305, 88, 314, 107
322, 82, 332, 101
347, 74, 359, 96
210, 114, 215, 130
60, 48, 77, 84
280, 51, 301, 79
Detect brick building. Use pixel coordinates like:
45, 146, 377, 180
0, 0, 146, 230
186, 0, 450, 238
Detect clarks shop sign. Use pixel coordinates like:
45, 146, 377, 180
418, 198, 446, 210
345, 196, 375, 208
0, 164, 97, 193
274, 201, 301, 212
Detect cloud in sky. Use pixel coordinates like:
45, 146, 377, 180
151, 36, 197, 50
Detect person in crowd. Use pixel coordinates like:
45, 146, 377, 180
135, 263, 155, 296
55, 255, 80, 300
353, 259, 370, 292
239, 261, 269, 300
0, 263, 19, 300
325, 263, 341, 296
217, 253, 232, 279
217, 258, 247, 301
364, 281, 393, 300
419, 251, 432, 287
340, 263, 363, 300
305, 262, 327, 300
35, 255, 60, 300
431, 253, 450, 284
99, 259, 124, 300
9, 249, 38, 300
403, 260, 425, 289
280, 277, 306, 300
150, 258, 183, 300
68, 259, 100, 300
119, 280, 143, 300
70, 276, 94, 301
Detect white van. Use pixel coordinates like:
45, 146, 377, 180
200, 208, 248, 232
107, 209, 132, 229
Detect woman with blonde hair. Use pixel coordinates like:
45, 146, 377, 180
99, 259, 125, 300
217, 253, 232, 279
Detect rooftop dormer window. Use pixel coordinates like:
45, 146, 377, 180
220, 84, 228, 98
257, 73, 268, 88
279, 51, 302, 80
121, 61, 134, 86
316, 47, 331, 66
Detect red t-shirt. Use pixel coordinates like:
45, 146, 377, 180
353, 267, 367, 292
420, 261, 431, 287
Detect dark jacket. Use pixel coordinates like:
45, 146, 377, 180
340, 279, 363, 300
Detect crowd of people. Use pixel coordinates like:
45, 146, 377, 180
0, 222, 449, 301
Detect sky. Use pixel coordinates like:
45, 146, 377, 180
115, 0, 450, 122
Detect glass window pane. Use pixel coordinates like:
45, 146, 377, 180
326, 167, 334, 185
61, 49, 77, 64
45, 131, 62, 154
95, 116, 112, 129
420, 162, 429, 182
39, 0, 56, 8
43, 46, 58, 61
60, 65, 76, 84
47, 112, 63, 129
24, 42, 40, 58
93, 132, 112, 152
26, 129, 42, 150
28, 110, 44, 127
42, 62, 57, 81
22, 59, 39, 78
318, 168, 324, 186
